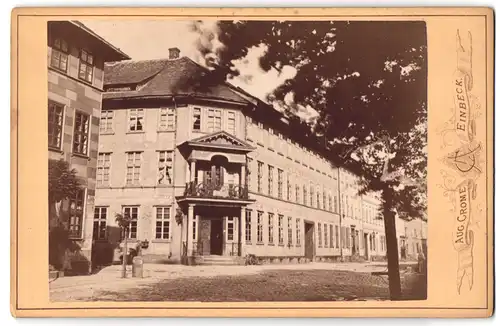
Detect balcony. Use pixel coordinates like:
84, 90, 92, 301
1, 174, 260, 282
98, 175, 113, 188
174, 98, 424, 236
183, 181, 250, 200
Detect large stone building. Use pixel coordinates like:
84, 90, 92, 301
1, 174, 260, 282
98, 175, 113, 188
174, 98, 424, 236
93, 48, 426, 265
48, 21, 130, 274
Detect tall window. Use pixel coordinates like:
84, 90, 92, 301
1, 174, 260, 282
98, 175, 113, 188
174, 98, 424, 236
268, 213, 274, 244
323, 191, 327, 210
268, 165, 274, 196
334, 195, 338, 213
93, 206, 107, 240
227, 111, 236, 135
126, 152, 142, 185
380, 235, 385, 251
257, 211, 264, 243
50, 38, 68, 71
157, 151, 173, 185
123, 206, 138, 239
246, 157, 252, 190
287, 216, 293, 246
159, 108, 175, 130
257, 161, 264, 193
96, 153, 111, 186
329, 225, 334, 248
68, 189, 85, 239
341, 226, 345, 248
335, 225, 340, 248
317, 188, 321, 209
227, 217, 234, 241
78, 49, 94, 83
296, 218, 301, 245
128, 109, 144, 132
303, 185, 307, 206
245, 209, 252, 243
318, 223, 322, 247
295, 184, 300, 203
310, 185, 315, 208
73, 111, 89, 155
155, 206, 171, 240
100, 110, 113, 133
48, 101, 64, 149
328, 195, 333, 212
277, 169, 284, 199
324, 224, 328, 248
278, 214, 284, 245
207, 109, 222, 132
286, 174, 291, 201
193, 107, 201, 130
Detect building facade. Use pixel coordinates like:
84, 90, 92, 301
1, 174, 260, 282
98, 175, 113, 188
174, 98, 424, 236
48, 21, 130, 274
94, 48, 426, 265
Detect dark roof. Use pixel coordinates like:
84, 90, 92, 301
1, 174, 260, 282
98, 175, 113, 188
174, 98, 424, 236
103, 57, 249, 104
69, 21, 130, 61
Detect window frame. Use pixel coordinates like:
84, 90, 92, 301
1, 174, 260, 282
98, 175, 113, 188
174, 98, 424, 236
126, 151, 142, 186
128, 108, 145, 132
278, 214, 284, 246
257, 211, 264, 243
93, 206, 108, 241
96, 152, 111, 187
245, 209, 252, 244
72, 110, 90, 156
78, 49, 94, 84
68, 188, 86, 239
159, 107, 176, 131
157, 150, 174, 185
295, 218, 301, 246
192, 107, 202, 131
50, 38, 69, 72
100, 110, 114, 134
48, 100, 65, 150
122, 206, 139, 239
268, 213, 274, 245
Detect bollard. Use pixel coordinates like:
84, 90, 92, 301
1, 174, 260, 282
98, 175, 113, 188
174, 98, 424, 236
132, 256, 144, 278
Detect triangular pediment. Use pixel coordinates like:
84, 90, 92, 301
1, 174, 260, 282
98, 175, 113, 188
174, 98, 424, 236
189, 131, 254, 150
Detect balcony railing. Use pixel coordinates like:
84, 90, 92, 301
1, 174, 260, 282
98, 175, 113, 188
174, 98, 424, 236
183, 181, 249, 200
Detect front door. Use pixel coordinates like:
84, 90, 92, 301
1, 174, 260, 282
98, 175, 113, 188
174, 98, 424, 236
304, 222, 314, 260
210, 219, 223, 255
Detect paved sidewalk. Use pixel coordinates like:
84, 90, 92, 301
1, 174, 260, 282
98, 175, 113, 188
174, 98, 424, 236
49, 261, 417, 301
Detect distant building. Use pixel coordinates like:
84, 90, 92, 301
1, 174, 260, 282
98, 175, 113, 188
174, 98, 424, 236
93, 48, 426, 265
48, 21, 130, 274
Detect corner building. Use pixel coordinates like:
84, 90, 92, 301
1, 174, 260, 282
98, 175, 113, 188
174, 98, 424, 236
95, 48, 418, 265
47, 21, 130, 273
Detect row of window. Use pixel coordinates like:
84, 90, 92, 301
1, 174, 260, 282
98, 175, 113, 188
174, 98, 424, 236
96, 151, 174, 186
93, 205, 172, 241
48, 101, 91, 155
50, 38, 95, 84
251, 159, 339, 213
246, 117, 335, 180
99, 107, 237, 135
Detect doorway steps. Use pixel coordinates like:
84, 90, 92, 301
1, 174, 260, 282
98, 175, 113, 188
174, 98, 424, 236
196, 255, 243, 266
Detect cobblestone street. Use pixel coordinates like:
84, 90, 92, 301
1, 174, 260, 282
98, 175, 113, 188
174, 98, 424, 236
50, 262, 425, 302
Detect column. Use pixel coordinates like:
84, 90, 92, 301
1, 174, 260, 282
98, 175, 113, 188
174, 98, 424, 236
190, 160, 196, 183
240, 207, 246, 256
240, 164, 246, 187
187, 205, 194, 256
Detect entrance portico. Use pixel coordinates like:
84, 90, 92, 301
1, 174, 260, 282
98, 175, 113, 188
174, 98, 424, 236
177, 131, 256, 264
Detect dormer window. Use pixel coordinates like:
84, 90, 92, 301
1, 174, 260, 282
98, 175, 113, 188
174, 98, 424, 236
50, 38, 69, 72
78, 49, 94, 84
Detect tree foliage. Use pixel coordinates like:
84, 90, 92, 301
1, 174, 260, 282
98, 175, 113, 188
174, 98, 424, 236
193, 20, 427, 219
48, 159, 81, 204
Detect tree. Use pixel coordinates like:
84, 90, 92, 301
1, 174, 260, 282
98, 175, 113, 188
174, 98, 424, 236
115, 212, 132, 278
193, 21, 427, 300
48, 159, 82, 269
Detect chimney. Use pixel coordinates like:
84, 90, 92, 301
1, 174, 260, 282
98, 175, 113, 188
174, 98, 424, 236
169, 47, 180, 60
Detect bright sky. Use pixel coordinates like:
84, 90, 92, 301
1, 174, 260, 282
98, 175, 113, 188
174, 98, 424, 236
82, 20, 318, 122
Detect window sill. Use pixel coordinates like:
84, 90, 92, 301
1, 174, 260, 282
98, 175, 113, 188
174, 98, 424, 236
157, 129, 175, 133
124, 184, 144, 188
257, 242, 265, 246
126, 131, 145, 134
152, 239, 171, 243
277, 152, 284, 156
268, 148, 275, 152
100, 131, 115, 135
68, 237, 84, 241
256, 142, 264, 147
245, 242, 252, 245
49, 147, 64, 154
296, 244, 301, 247
77, 77, 95, 87
71, 152, 90, 160
268, 243, 275, 246
278, 244, 285, 247
96, 185, 112, 189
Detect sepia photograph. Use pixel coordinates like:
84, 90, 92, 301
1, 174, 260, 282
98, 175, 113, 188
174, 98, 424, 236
46, 19, 429, 303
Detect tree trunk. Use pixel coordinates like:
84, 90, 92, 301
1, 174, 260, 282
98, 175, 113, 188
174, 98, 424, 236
122, 231, 128, 279
382, 188, 402, 300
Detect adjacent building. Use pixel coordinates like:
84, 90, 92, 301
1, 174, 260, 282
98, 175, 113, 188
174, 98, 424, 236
48, 21, 130, 274
92, 48, 426, 265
